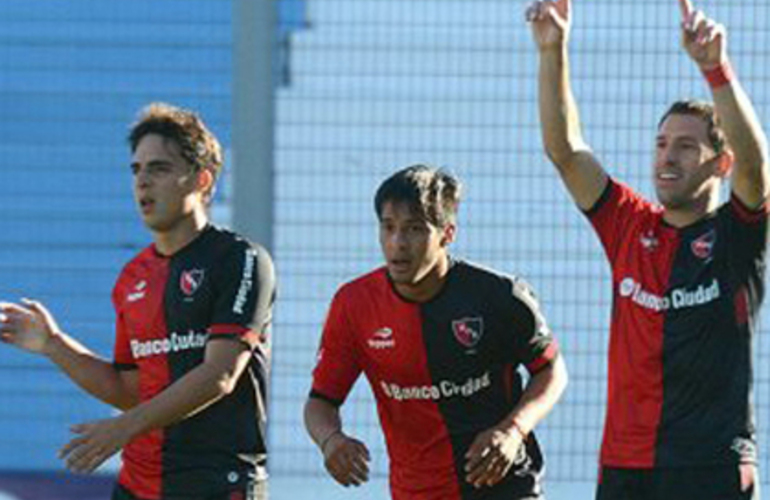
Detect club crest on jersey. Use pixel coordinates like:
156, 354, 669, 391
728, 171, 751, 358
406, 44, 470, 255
452, 317, 483, 349
180, 269, 205, 296
691, 229, 716, 260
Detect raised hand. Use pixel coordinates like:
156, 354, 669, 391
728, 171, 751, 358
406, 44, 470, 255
0, 299, 60, 354
679, 0, 727, 70
526, 0, 571, 50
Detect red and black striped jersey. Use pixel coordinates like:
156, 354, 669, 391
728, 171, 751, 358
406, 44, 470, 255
586, 179, 767, 468
111, 225, 276, 499
311, 260, 559, 500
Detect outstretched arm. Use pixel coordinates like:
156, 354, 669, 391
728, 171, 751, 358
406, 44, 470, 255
528, 0, 608, 210
679, 0, 769, 208
0, 300, 138, 409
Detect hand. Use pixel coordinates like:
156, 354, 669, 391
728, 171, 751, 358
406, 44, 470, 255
679, 0, 727, 70
739, 463, 757, 493
464, 423, 526, 488
59, 417, 134, 474
526, 0, 571, 50
0, 299, 60, 354
322, 432, 371, 487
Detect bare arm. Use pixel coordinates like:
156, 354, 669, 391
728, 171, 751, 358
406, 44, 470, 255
529, 0, 608, 210
464, 355, 568, 488
59, 337, 252, 473
0, 300, 138, 409
679, 0, 769, 208
304, 396, 370, 487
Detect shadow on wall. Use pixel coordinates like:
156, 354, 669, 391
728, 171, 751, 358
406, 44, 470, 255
0, 472, 113, 500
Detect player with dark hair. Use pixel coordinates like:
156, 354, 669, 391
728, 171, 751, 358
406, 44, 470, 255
529, 0, 768, 498
0, 103, 276, 500
304, 164, 568, 499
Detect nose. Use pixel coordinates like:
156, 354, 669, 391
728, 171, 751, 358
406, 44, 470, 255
134, 166, 151, 188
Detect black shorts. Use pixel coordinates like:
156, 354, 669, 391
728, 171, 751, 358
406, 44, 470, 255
112, 481, 268, 500
596, 465, 758, 500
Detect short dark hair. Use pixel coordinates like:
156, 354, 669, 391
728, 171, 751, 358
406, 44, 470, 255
128, 103, 224, 201
374, 164, 462, 228
658, 100, 727, 154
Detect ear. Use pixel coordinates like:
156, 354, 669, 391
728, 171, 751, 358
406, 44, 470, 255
196, 168, 214, 196
440, 223, 456, 247
715, 149, 734, 177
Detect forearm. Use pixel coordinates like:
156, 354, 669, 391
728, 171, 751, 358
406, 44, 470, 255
711, 73, 769, 197
117, 361, 234, 438
539, 46, 589, 167
304, 396, 343, 449
44, 332, 137, 410
501, 355, 568, 435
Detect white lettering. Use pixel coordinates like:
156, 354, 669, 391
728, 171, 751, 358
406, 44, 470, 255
129, 331, 209, 360
380, 372, 491, 402
233, 249, 256, 314
618, 277, 721, 312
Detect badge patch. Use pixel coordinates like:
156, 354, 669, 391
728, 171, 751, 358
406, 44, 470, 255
180, 269, 205, 296
452, 317, 484, 349
691, 229, 716, 260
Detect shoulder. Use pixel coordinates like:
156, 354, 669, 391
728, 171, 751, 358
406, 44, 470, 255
453, 260, 544, 311
112, 244, 156, 302
205, 226, 274, 266
335, 267, 388, 303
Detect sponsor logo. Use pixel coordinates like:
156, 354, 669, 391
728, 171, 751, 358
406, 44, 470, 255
618, 277, 720, 312
691, 229, 716, 260
233, 249, 257, 314
127, 280, 147, 303
452, 317, 483, 349
180, 269, 205, 296
639, 230, 659, 251
368, 327, 395, 349
130, 330, 208, 359
380, 371, 491, 402
731, 437, 757, 459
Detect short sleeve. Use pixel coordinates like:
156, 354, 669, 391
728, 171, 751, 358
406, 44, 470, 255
112, 287, 137, 370
584, 178, 658, 264
309, 288, 362, 406
508, 277, 559, 375
208, 242, 276, 349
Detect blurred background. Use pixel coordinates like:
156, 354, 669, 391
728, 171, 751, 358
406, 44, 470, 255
0, 0, 768, 499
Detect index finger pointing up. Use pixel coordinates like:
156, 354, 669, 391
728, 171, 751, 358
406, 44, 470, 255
679, 0, 694, 19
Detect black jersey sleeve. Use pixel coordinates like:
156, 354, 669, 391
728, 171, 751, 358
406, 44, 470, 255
208, 241, 276, 349
507, 277, 559, 374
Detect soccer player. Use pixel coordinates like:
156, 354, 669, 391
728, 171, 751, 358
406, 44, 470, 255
0, 103, 276, 500
528, 0, 768, 498
304, 165, 568, 499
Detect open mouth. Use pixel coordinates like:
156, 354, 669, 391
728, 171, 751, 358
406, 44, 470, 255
138, 197, 155, 213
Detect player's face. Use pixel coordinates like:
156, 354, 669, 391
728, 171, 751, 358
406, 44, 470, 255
131, 134, 204, 233
653, 113, 723, 212
379, 201, 454, 300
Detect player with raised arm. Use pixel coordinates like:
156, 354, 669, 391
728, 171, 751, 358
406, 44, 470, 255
529, 0, 768, 498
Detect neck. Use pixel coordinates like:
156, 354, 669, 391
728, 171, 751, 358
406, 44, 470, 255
393, 254, 451, 303
153, 209, 209, 256
662, 196, 719, 228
